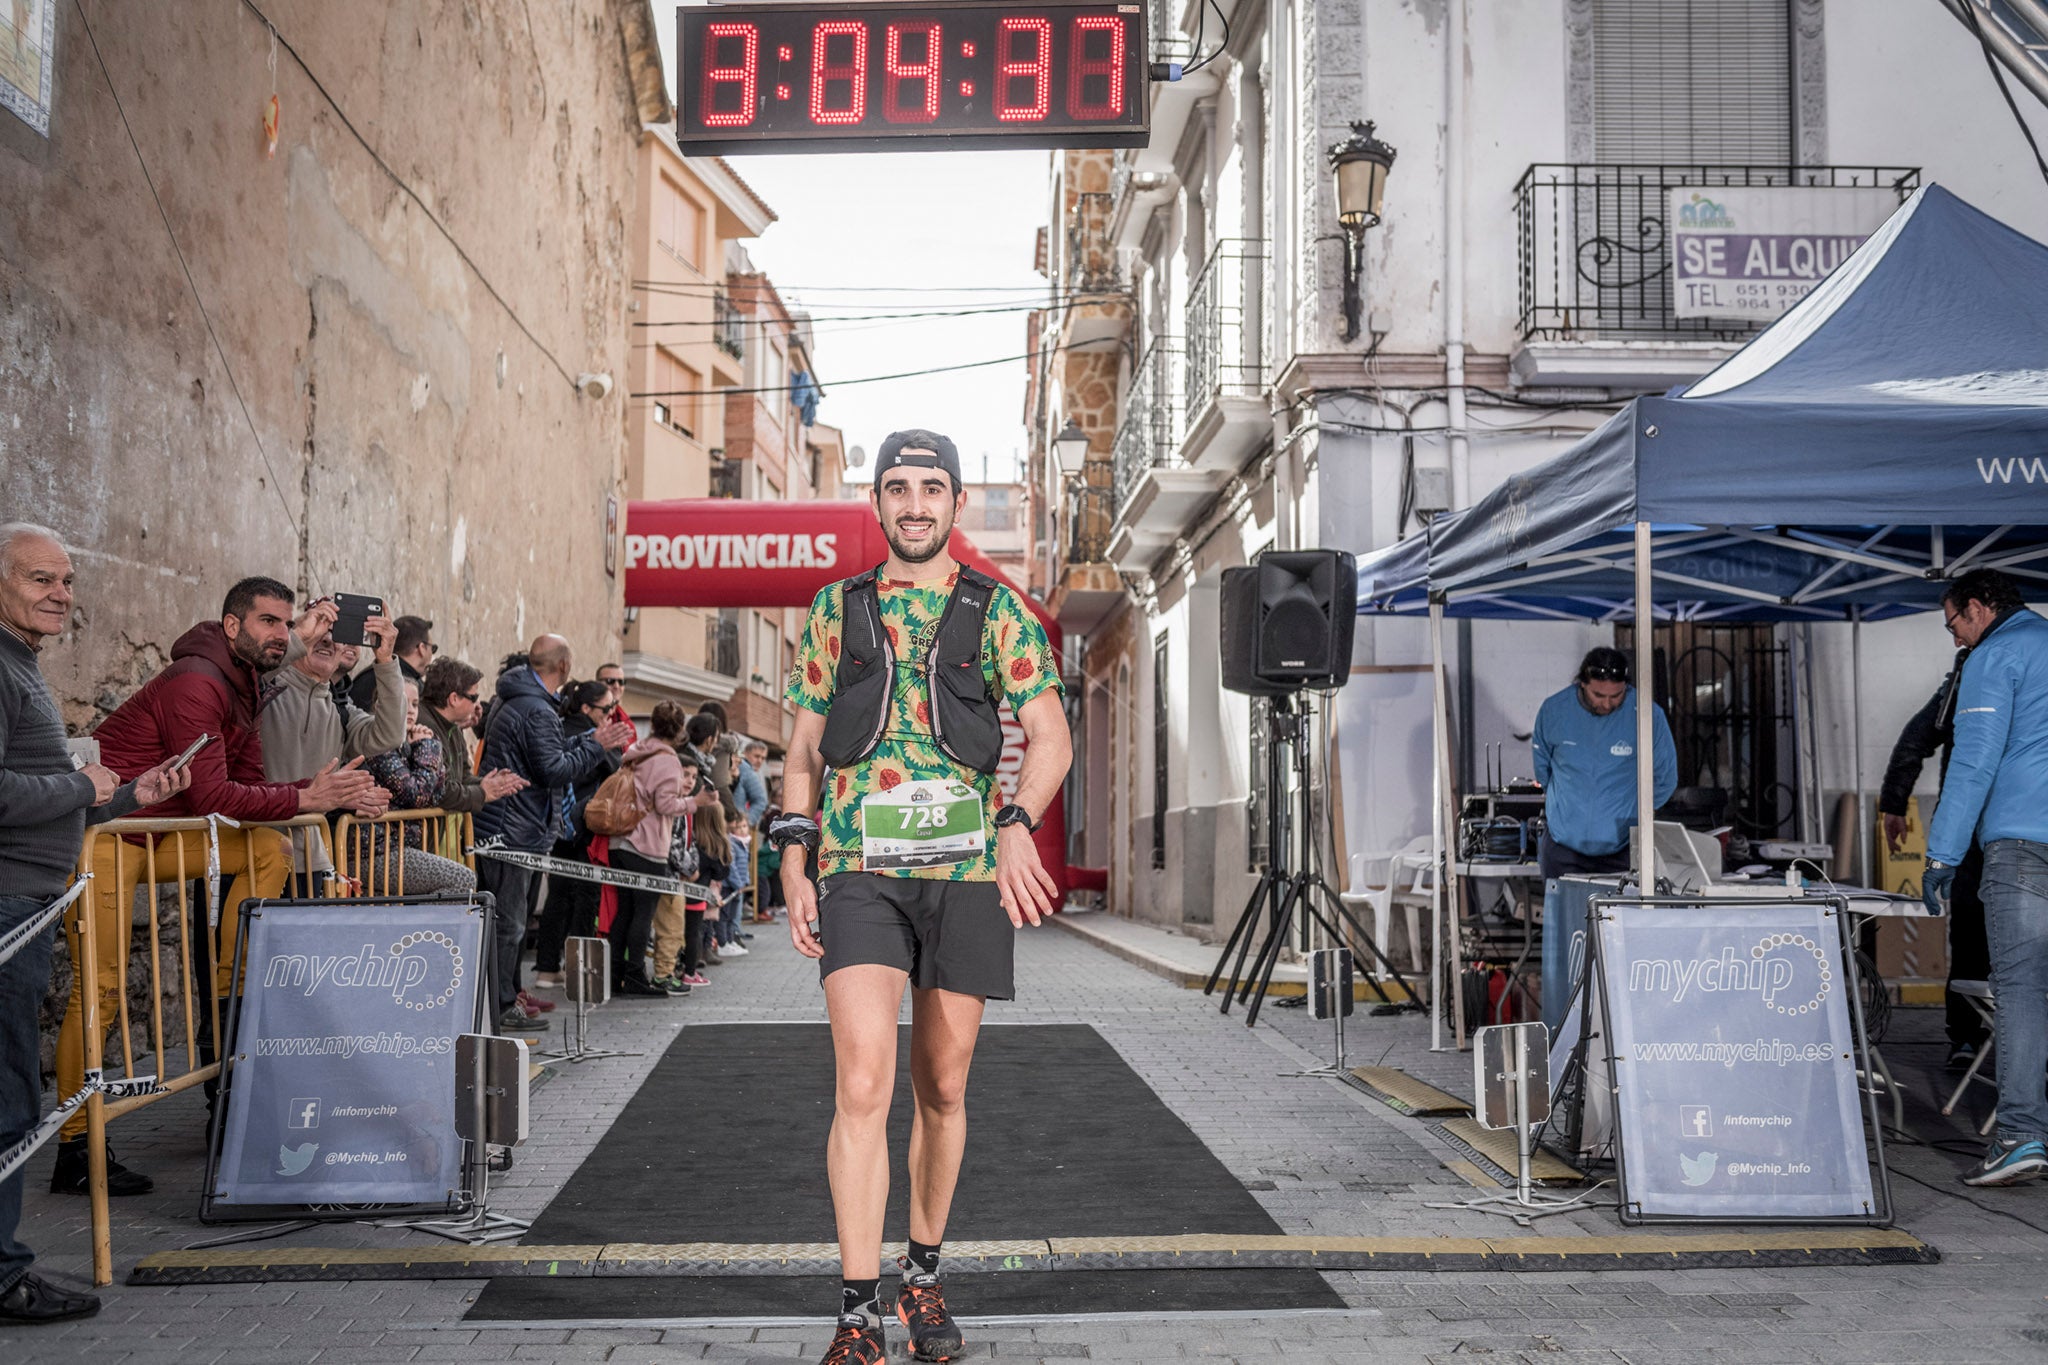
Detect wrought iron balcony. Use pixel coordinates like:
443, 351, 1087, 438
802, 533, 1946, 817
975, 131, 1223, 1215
714, 289, 744, 359
1515, 164, 1919, 343
1184, 238, 1265, 418
1111, 337, 1185, 520
705, 612, 740, 677
1064, 479, 1114, 565
1065, 190, 1119, 294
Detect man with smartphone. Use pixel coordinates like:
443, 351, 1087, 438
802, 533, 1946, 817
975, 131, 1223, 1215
80, 577, 380, 1197
0, 523, 192, 1323
260, 596, 409, 892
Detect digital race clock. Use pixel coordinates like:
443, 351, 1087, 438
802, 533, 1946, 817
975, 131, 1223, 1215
676, 0, 1150, 154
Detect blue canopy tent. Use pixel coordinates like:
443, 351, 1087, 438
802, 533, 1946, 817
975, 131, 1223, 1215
1351, 184, 2048, 1046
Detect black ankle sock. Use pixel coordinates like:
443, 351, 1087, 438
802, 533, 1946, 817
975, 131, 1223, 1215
840, 1277, 882, 1324
906, 1239, 941, 1277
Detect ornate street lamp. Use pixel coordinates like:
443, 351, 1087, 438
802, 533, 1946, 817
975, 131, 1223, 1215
1326, 120, 1397, 343
1052, 416, 1091, 476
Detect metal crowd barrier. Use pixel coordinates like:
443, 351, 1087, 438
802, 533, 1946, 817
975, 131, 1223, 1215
67, 813, 334, 1286
332, 808, 475, 896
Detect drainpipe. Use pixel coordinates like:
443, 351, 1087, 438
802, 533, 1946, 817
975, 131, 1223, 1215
1444, 0, 1470, 510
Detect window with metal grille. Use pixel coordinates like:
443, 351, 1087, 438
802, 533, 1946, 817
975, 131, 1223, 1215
1592, 0, 1791, 164
1151, 636, 1168, 871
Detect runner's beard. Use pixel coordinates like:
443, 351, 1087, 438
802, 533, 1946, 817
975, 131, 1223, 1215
883, 508, 955, 564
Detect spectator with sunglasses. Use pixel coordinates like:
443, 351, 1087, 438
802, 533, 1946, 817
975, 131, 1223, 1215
1531, 646, 1676, 879
419, 656, 529, 815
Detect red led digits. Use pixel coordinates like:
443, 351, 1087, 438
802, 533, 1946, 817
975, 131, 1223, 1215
883, 21, 943, 123
701, 22, 759, 127
993, 16, 1052, 122
809, 20, 868, 125
1066, 15, 1124, 118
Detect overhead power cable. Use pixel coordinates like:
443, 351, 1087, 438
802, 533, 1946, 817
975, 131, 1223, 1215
630, 340, 1117, 399
72, 0, 299, 538
633, 300, 1076, 329
1964, 1, 2048, 192
240, 0, 578, 389
634, 277, 1061, 294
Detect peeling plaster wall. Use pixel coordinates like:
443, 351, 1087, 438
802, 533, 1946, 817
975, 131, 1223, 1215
0, 0, 641, 727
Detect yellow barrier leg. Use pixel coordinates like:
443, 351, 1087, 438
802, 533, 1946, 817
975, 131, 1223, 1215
79, 858, 112, 1288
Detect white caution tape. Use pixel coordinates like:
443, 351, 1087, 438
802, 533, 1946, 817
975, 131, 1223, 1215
0, 1068, 165, 1188
204, 812, 241, 930
470, 841, 717, 902
0, 880, 86, 972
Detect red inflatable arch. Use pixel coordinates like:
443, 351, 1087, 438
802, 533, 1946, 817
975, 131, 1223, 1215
624, 500, 1068, 900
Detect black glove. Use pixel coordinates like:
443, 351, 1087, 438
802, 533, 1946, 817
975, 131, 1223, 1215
767, 812, 821, 851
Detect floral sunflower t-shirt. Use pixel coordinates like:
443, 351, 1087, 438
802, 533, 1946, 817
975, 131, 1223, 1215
786, 568, 1061, 881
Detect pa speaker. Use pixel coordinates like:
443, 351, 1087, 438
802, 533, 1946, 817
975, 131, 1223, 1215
1220, 567, 1290, 696
1220, 549, 1357, 695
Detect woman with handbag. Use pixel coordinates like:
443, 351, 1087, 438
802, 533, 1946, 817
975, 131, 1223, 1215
602, 701, 693, 995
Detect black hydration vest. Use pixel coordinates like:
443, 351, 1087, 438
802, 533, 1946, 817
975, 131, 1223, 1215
816, 566, 1005, 776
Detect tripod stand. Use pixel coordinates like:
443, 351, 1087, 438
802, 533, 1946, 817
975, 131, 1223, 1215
1203, 693, 1423, 1027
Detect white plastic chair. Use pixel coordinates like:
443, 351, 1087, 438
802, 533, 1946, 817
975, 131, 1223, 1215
1341, 835, 1436, 974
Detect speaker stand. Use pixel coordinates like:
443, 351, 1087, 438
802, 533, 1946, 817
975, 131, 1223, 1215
1203, 695, 1422, 1027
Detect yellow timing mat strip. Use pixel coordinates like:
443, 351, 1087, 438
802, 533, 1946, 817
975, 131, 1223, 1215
129, 1228, 1936, 1285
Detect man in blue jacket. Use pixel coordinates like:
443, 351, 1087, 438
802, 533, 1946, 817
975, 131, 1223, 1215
474, 635, 630, 1033
1532, 647, 1677, 879
1922, 570, 2048, 1187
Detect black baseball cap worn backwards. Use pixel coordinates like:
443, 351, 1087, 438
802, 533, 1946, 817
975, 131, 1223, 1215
872, 428, 962, 491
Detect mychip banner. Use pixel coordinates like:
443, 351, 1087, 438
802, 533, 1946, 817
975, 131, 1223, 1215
210, 900, 486, 1210
1594, 899, 1883, 1222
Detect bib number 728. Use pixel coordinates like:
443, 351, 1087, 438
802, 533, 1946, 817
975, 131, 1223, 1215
897, 804, 951, 831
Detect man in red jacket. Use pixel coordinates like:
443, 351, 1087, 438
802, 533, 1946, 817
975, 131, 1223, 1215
55, 577, 376, 1196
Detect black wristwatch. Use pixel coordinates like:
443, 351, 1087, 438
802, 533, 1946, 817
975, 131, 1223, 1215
994, 803, 1040, 833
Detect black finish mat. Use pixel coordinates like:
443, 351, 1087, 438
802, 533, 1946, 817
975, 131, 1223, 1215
467, 1022, 1341, 1318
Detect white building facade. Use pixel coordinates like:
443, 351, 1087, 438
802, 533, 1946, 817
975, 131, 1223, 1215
1030, 0, 2048, 933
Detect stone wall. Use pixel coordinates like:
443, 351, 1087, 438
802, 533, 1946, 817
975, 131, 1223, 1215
1, 0, 666, 727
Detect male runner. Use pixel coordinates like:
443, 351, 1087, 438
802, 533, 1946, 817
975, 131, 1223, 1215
772, 429, 1070, 1365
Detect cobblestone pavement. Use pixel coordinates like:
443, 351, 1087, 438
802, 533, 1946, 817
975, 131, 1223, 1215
7, 910, 2048, 1363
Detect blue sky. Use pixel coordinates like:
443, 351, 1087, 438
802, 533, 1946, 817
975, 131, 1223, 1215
656, 16, 1047, 482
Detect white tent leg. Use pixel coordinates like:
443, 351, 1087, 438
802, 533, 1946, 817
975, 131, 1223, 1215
1853, 606, 1869, 883
1634, 521, 1654, 881
1430, 599, 1450, 1052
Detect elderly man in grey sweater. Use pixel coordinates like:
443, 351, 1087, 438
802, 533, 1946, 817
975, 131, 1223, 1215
0, 524, 188, 1325
260, 602, 407, 888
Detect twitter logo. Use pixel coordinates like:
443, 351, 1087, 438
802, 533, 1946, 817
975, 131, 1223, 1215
277, 1142, 318, 1176
1679, 1150, 1718, 1187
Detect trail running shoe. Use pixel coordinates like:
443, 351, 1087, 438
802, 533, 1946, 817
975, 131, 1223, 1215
818, 1313, 885, 1364
896, 1259, 965, 1361
1961, 1136, 2048, 1186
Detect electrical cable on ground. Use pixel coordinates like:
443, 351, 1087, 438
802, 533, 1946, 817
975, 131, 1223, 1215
72, 0, 300, 539
240, 0, 578, 390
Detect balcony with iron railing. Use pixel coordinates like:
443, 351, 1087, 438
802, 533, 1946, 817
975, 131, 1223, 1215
1513, 164, 1919, 365
1178, 237, 1269, 474
706, 612, 740, 677
713, 289, 744, 360
1065, 478, 1114, 565
1111, 337, 1185, 521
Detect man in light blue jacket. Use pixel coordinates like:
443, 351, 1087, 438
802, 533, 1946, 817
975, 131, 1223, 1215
1532, 647, 1677, 880
1923, 570, 2048, 1188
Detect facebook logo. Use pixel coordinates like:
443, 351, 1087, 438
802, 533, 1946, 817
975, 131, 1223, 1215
1680, 1105, 1712, 1138
287, 1098, 322, 1130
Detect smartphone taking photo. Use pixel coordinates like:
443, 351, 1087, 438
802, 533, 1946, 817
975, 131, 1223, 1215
330, 593, 385, 647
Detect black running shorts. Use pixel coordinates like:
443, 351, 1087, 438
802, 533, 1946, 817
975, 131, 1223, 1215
815, 873, 1015, 1000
